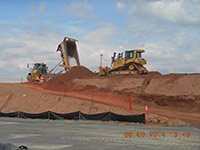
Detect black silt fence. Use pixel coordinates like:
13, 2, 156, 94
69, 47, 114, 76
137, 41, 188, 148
0, 111, 145, 124
110, 112, 145, 124
80, 112, 110, 121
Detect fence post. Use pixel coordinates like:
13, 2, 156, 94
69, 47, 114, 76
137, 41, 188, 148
48, 111, 50, 120
17, 111, 20, 118
79, 111, 81, 120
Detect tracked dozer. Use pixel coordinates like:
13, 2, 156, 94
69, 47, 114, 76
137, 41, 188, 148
56, 37, 80, 71
99, 49, 148, 75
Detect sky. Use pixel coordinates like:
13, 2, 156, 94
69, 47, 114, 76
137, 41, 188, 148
0, 0, 200, 80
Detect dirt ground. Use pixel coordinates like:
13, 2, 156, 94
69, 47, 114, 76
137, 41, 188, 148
0, 66, 199, 126
0, 83, 133, 114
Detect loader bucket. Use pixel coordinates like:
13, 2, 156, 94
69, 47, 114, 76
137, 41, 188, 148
57, 37, 80, 69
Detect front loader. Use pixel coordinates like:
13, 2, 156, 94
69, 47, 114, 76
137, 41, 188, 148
26, 37, 81, 82
26, 63, 48, 82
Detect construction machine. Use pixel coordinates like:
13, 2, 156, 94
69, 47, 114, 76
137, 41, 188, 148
56, 37, 80, 71
27, 63, 48, 82
99, 49, 148, 75
26, 37, 80, 82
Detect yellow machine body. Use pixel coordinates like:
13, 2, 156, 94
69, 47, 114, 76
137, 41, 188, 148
27, 63, 48, 82
57, 37, 80, 72
99, 49, 148, 75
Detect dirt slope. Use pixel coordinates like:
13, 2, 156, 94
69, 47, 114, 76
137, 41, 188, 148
0, 83, 199, 126
0, 66, 199, 126
42, 67, 200, 126
67, 73, 200, 110
144, 74, 200, 96
0, 83, 132, 114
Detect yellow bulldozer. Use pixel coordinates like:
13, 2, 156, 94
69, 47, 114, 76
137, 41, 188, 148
99, 49, 148, 75
27, 37, 80, 82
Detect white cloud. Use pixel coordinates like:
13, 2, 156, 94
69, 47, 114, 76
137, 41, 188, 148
78, 26, 119, 70
0, 59, 8, 68
116, 1, 126, 11
183, 54, 193, 62
81, 27, 115, 45
142, 42, 176, 59
62, 1, 97, 20
140, 42, 179, 72
0, 33, 62, 78
127, 0, 200, 27
172, 32, 186, 43
196, 66, 200, 72
148, 0, 200, 26
140, 42, 200, 73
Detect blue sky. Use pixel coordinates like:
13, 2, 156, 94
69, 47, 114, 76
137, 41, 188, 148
0, 0, 200, 80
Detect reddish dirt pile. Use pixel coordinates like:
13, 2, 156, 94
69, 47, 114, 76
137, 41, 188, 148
1, 83, 199, 126
47, 66, 95, 85
43, 66, 200, 114
1, 65, 199, 126
43, 84, 130, 109
0, 83, 133, 115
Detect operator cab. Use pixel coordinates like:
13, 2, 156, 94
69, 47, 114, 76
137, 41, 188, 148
125, 50, 134, 61
125, 50, 144, 61
33, 63, 45, 69
33, 63, 47, 75
136, 52, 142, 58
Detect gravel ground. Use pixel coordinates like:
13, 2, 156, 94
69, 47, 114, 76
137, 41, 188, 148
0, 118, 199, 150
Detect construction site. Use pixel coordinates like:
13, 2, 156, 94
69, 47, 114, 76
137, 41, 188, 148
0, 37, 200, 126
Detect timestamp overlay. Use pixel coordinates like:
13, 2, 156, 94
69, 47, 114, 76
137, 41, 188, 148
0, 118, 199, 150
122, 126, 200, 150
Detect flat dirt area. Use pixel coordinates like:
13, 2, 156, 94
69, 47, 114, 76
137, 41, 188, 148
0, 66, 200, 126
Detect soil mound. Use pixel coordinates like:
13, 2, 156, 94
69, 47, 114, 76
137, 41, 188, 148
47, 66, 95, 85
148, 71, 161, 76
144, 74, 200, 96
0, 83, 133, 114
